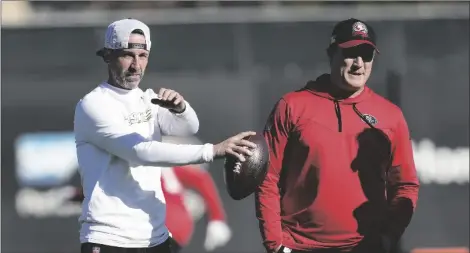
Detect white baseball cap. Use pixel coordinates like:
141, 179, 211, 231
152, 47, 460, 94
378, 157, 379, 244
96, 18, 152, 57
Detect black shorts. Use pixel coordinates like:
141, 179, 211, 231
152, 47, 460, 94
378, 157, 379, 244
81, 238, 181, 253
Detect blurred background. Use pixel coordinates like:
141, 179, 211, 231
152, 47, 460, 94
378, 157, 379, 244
1, 1, 469, 253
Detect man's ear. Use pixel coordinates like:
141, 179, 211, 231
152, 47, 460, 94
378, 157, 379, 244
326, 46, 334, 59
326, 46, 338, 65
102, 49, 113, 63
326, 48, 332, 64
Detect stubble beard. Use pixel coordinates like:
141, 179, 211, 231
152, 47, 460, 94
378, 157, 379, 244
109, 68, 144, 90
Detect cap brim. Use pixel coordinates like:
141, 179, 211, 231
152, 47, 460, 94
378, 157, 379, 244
338, 40, 380, 53
96, 48, 106, 57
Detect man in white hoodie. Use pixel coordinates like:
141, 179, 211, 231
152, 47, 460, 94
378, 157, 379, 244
74, 18, 256, 253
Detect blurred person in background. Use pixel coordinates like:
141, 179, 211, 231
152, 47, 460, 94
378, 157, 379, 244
162, 165, 232, 252
74, 18, 256, 253
256, 18, 420, 253
162, 136, 232, 252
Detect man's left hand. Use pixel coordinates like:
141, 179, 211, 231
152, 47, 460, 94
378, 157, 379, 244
154, 88, 186, 113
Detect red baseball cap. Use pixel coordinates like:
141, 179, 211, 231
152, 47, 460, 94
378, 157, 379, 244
329, 18, 379, 53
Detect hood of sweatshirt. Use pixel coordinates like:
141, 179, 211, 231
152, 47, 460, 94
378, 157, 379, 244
303, 73, 372, 104
302, 73, 376, 132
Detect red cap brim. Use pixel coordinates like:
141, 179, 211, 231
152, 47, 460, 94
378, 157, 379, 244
338, 40, 380, 53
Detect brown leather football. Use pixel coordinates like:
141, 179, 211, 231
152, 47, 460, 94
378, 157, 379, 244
224, 133, 270, 200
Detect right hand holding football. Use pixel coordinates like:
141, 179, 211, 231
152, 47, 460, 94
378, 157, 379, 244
213, 131, 257, 162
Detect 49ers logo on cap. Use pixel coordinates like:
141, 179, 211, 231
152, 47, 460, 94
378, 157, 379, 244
352, 22, 368, 38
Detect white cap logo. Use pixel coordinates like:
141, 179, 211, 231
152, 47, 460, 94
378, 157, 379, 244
352, 21, 368, 37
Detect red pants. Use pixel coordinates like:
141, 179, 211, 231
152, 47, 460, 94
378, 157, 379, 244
164, 193, 194, 247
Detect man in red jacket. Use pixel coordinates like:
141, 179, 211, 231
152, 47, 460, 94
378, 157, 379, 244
256, 18, 420, 253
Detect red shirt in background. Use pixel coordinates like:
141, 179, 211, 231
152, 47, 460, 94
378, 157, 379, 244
162, 165, 226, 246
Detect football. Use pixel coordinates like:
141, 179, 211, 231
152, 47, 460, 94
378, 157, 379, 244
223, 133, 270, 200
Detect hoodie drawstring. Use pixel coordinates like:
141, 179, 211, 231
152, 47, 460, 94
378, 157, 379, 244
353, 103, 394, 173
352, 103, 376, 129
334, 100, 342, 132
333, 102, 376, 133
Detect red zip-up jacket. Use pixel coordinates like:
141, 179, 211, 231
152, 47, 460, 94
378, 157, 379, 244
255, 74, 420, 252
